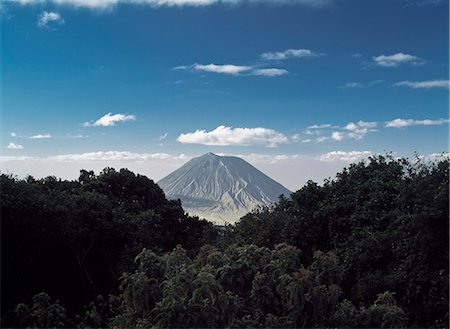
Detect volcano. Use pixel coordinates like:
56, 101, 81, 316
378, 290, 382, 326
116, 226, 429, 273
158, 153, 291, 224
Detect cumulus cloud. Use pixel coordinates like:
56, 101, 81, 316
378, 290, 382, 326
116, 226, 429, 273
331, 131, 344, 141
177, 125, 289, 147
385, 118, 449, 128
344, 121, 378, 140
318, 150, 373, 162
10, 132, 17, 137
260, 48, 321, 61
37, 11, 64, 28
10, 0, 334, 10
82, 112, 136, 127
29, 133, 52, 139
394, 79, 449, 89
372, 52, 423, 67
6, 142, 23, 149
252, 68, 289, 77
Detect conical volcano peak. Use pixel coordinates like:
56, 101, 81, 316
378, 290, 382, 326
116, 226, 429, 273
158, 153, 291, 224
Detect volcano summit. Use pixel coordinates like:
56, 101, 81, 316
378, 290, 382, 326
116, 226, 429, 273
158, 153, 291, 224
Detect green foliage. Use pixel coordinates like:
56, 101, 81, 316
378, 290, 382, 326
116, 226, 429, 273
230, 155, 448, 327
2, 156, 448, 328
14, 293, 71, 328
1, 168, 215, 326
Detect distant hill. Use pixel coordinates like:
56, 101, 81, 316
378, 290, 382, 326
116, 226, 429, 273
158, 153, 291, 224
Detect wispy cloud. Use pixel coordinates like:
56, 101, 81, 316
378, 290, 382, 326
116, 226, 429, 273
29, 133, 52, 139
340, 80, 384, 89
37, 11, 64, 28
177, 125, 289, 147
65, 133, 86, 138
192, 63, 252, 75
6, 142, 23, 149
308, 124, 332, 129
341, 82, 364, 89
394, 79, 449, 89
82, 112, 136, 127
252, 68, 289, 77
10, 132, 17, 137
10, 0, 334, 10
305, 120, 378, 142
372, 52, 423, 67
385, 118, 449, 128
48, 151, 172, 161
318, 150, 373, 162
158, 132, 168, 141
177, 63, 288, 77
260, 48, 321, 61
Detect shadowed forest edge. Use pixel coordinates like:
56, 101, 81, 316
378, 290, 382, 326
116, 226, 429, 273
1, 154, 448, 328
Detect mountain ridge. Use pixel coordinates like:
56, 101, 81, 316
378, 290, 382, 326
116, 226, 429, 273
158, 153, 291, 224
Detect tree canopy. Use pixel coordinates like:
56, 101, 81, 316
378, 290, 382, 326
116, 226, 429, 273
1, 155, 448, 328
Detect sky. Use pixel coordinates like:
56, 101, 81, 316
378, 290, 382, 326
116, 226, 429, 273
1, 0, 449, 191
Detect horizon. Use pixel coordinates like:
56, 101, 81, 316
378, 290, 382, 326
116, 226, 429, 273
1, 0, 449, 191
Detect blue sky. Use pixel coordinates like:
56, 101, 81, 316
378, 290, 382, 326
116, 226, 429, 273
1, 0, 449, 190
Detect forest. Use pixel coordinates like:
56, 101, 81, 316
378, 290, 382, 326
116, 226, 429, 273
1, 155, 448, 328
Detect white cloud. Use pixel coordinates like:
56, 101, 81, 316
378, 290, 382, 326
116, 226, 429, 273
252, 68, 289, 77
178, 63, 288, 77
10, 132, 17, 137
308, 124, 332, 129
37, 11, 64, 28
331, 131, 344, 141
48, 151, 171, 161
344, 120, 378, 140
427, 152, 450, 161
6, 142, 23, 149
65, 133, 86, 138
177, 125, 289, 147
82, 112, 136, 127
192, 63, 252, 75
10, 0, 334, 10
315, 136, 329, 143
372, 52, 423, 67
341, 82, 364, 89
260, 48, 320, 61
318, 150, 373, 162
291, 133, 301, 142
394, 80, 449, 89
158, 132, 168, 141
29, 133, 52, 139
0, 155, 36, 161
385, 118, 449, 128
